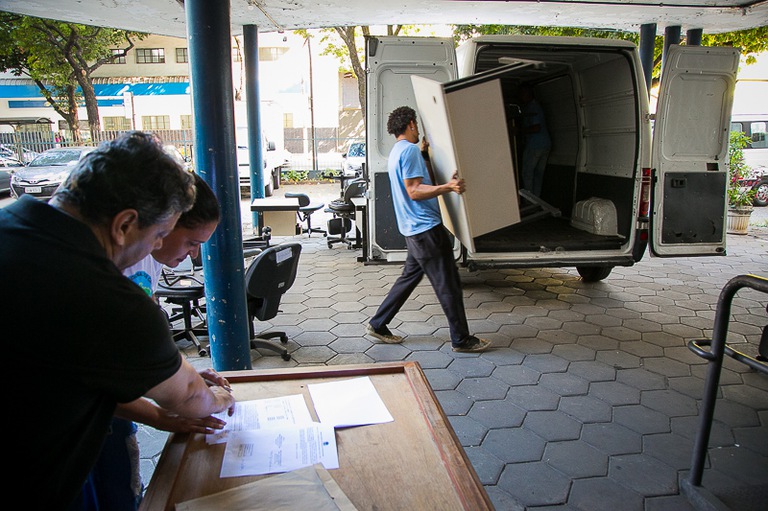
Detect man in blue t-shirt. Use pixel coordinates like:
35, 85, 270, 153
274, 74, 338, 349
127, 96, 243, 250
366, 106, 491, 353
519, 84, 551, 197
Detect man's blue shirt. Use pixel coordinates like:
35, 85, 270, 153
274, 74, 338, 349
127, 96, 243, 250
388, 139, 442, 236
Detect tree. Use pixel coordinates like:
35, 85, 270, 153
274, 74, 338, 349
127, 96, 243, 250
0, 12, 144, 142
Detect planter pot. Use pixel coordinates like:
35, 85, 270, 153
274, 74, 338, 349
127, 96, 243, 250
726, 206, 753, 235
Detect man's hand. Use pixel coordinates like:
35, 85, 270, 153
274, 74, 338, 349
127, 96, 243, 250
210, 385, 236, 416
199, 368, 230, 390
153, 408, 228, 434
448, 172, 465, 195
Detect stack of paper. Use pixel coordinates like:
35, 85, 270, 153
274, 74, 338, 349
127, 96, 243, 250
213, 376, 393, 479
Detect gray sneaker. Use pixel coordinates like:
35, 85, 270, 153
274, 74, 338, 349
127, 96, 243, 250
452, 336, 491, 353
366, 324, 404, 344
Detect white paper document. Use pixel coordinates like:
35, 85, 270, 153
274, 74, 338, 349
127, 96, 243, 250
206, 394, 314, 444
220, 423, 339, 477
307, 376, 394, 428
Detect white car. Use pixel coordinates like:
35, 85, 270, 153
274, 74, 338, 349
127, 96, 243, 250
342, 142, 365, 177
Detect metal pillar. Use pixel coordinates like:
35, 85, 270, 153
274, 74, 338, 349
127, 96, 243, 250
243, 25, 265, 230
687, 28, 703, 46
662, 25, 682, 74
186, 0, 252, 370
639, 23, 657, 94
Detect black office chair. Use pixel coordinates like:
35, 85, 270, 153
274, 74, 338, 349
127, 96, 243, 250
245, 242, 302, 361
325, 178, 366, 249
155, 268, 208, 357
284, 192, 325, 237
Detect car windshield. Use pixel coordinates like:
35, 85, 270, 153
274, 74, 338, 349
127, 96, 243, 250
348, 143, 365, 157
29, 150, 84, 167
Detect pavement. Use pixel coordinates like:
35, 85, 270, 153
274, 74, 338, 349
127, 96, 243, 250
133, 182, 768, 511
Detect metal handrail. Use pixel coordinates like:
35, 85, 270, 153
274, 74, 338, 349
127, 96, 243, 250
684, 274, 768, 494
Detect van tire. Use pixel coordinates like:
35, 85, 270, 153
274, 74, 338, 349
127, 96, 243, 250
577, 266, 613, 282
752, 178, 768, 207
265, 180, 274, 197
273, 168, 281, 191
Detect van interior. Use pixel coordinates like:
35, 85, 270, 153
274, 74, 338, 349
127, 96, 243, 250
452, 42, 641, 256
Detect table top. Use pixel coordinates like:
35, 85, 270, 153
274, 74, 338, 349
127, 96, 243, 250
250, 197, 300, 211
139, 362, 492, 511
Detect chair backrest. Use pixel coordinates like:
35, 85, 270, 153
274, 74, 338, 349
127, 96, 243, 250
244, 242, 302, 321
284, 192, 310, 208
342, 178, 367, 204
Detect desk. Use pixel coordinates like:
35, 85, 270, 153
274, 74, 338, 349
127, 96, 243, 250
139, 362, 492, 511
351, 196, 367, 262
250, 198, 299, 236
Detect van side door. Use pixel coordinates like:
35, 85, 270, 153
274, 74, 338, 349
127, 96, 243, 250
365, 36, 456, 261
651, 45, 740, 257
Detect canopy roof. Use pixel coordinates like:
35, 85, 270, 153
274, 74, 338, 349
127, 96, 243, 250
1, 0, 766, 36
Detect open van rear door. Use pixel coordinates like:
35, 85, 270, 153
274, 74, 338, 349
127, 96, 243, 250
366, 37, 456, 260
651, 45, 740, 257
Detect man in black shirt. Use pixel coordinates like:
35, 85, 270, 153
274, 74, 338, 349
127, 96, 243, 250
0, 131, 235, 508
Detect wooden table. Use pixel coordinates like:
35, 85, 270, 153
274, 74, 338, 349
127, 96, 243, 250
139, 362, 492, 511
250, 197, 300, 236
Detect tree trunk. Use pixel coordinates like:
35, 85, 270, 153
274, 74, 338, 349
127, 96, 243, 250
335, 27, 366, 120
77, 74, 101, 139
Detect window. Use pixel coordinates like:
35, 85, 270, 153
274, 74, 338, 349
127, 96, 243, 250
750, 122, 768, 149
258, 47, 289, 61
103, 117, 131, 131
283, 113, 293, 129
176, 48, 188, 63
233, 47, 242, 62
108, 49, 126, 64
141, 116, 171, 130
136, 48, 166, 64
180, 115, 193, 129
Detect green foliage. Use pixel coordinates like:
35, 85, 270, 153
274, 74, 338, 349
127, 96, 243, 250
0, 12, 144, 135
727, 130, 757, 208
703, 27, 768, 64
282, 169, 309, 182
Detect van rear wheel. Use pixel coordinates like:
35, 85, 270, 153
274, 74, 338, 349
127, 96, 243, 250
577, 266, 613, 282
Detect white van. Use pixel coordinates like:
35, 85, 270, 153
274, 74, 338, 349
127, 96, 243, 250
364, 36, 739, 280
730, 114, 768, 206
236, 126, 287, 197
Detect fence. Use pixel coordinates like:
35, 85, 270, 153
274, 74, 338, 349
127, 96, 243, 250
0, 129, 363, 173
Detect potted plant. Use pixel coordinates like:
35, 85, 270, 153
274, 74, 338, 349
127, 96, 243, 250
726, 130, 757, 234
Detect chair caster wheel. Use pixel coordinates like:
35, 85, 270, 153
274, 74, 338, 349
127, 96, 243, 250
281, 353, 291, 361
327, 243, 333, 248
199, 349, 208, 357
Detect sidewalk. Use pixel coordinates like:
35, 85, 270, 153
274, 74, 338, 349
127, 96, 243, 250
140, 183, 768, 510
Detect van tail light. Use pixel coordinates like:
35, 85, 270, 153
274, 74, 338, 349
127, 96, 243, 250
639, 167, 652, 217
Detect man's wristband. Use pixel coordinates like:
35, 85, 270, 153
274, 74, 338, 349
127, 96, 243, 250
421, 150, 430, 162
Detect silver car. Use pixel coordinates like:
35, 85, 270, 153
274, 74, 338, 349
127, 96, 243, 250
10, 146, 95, 200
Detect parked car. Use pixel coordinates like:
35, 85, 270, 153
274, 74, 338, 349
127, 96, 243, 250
0, 143, 39, 163
731, 115, 768, 206
0, 156, 25, 195
342, 142, 365, 177
740, 169, 768, 207
10, 146, 95, 200
164, 144, 193, 171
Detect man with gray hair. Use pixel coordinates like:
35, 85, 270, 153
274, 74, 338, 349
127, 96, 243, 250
0, 131, 235, 508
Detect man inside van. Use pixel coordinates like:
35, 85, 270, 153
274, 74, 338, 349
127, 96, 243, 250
366, 106, 491, 353
518, 84, 551, 197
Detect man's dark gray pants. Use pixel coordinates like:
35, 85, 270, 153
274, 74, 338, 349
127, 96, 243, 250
370, 225, 470, 346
